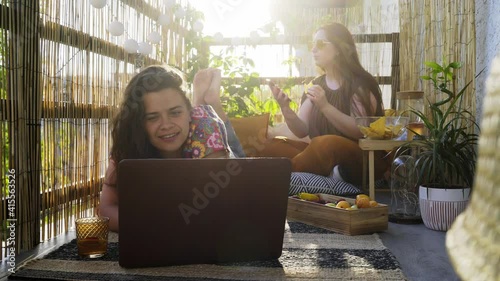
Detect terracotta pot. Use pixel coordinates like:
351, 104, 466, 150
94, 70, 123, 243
419, 185, 471, 231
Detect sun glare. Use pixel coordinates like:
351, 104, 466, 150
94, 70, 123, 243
188, 0, 272, 37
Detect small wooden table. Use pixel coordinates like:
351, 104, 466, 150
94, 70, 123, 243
358, 139, 407, 200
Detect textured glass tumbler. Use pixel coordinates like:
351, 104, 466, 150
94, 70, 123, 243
75, 217, 109, 258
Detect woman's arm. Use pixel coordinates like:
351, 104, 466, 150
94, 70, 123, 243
99, 160, 119, 232
270, 83, 310, 138
315, 103, 362, 139
306, 85, 378, 139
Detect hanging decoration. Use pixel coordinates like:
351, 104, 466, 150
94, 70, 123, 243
124, 39, 139, 53
276, 33, 286, 44
192, 20, 204, 33
157, 14, 171, 26
249, 31, 260, 44
90, 0, 107, 9
231, 37, 243, 46
138, 42, 153, 55
174, 8, 186, 19
147, 31, 162, 44
294, 47, 307, 58
213, 32, 224, 42
93, 0, 206, 57
163, 0, 176, 8
107, 21, 124, 36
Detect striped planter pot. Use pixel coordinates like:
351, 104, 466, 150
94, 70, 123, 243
419, 186, 471, 231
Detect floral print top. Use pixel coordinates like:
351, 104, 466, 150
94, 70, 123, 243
182, 105, 229, 158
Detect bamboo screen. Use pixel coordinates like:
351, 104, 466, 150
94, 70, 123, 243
399, 0, 476, 115
217, 0, 393, 110
0, 0, 193, 257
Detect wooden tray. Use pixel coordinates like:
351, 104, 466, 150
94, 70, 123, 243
287, 193, 388, 235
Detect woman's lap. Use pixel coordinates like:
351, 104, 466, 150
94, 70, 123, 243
259, 135, 389, 185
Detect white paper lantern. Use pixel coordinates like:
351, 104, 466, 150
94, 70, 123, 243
276, 33, 286, 44
192, 20, 204, 33
295, 47, 307, 57
249, 31, 260, 44
138, 42, 152, 55
124, 39, 139, 53
147, 31, 162, 44
231, 37, 243, 46
107, 21, 124, 36
213, 32, 224, 42
163, 0, 176, 8
157, 14, 171, 26
90, 0, 107, 9
174, 8, 186, 19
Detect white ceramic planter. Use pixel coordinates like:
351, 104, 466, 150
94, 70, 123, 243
419, 185, 471, 231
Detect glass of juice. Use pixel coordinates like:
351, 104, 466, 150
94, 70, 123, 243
75, 217, 109, 258
407, 121, 425, 140
396, 91, 425, 140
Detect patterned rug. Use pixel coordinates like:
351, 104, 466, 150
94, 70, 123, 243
9, 222, 407, 281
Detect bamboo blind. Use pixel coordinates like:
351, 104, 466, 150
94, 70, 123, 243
399, 0, 476, 116
0, 0, 478, 258
247, 0, 400, 108
0, 0, 192, 257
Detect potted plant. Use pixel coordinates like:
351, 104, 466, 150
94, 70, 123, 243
396, 61, 480, 231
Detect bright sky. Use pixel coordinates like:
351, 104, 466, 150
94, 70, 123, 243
188, 0, 272, 37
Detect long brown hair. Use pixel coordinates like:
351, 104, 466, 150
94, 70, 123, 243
307, 23, 384, 137
110, 65, 191, 163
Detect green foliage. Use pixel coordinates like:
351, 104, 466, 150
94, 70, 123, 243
209, 47, 284, 124
398, 61, 479, 188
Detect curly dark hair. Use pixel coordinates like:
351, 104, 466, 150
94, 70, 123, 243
110, 65, 192, 163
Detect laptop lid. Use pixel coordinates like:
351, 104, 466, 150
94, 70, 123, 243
118, 158, 291, 268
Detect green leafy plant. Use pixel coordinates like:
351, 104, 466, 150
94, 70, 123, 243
397, 61, 479, 188
208, 47, 287, 123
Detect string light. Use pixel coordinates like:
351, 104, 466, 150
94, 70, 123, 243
89, 0, 202, 55
138, 42, 153, 55
107, 21, 124, 36
147, 31, 162, 44
123, 39, 139, 53
213, 32, 224, 42
192, 20, 204, 32
157, 14, 171, 26
90, 0, 107, 9
174, 8, 186, 19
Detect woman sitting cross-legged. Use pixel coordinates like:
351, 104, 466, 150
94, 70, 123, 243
262, 22, 390, 186
99, 66, 244, 232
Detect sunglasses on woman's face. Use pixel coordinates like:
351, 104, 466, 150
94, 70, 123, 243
309, 40, 332, 50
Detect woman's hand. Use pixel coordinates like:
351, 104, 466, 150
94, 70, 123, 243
305, 85, 329, 111
269, 82, 291, 108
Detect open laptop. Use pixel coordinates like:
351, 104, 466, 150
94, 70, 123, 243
117, 157, 291, 268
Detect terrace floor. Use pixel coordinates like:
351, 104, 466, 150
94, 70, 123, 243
0, 190, 461, 281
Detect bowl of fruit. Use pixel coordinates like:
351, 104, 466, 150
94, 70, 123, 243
355, 116, 409, 140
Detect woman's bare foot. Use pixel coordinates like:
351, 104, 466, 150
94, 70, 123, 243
204, 68, 227, 121
192, 68, 212, 106
204, 68, 222, 106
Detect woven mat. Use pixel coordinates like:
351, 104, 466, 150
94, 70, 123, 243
9, 222, 407, 281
